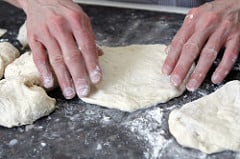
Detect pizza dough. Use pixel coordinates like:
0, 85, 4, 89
17, 21, 28, 48
0, 42, 20, 79
5, 51, 57, 90
5, 51, 40, 84
0, 50, 56, 128
0, 77, 56, 128
0, 28, 7, 37
168, 80, 240, 154
81, 44, 193, 112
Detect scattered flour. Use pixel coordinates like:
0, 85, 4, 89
123, 107, 167, 159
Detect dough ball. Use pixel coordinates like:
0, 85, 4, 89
0, 28, 7, 37
17, 21, 28, 48
0, 77, 56, 128
168, 80, 240, 154
5, 51, 40, 84
81, 44, 193, 112
5, 51, 57, 90
0, 42, 20, 78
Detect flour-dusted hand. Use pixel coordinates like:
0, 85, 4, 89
12, 0, 102, 99
162, 0, 240, 91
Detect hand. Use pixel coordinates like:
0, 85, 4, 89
21, 0, 102, 99
162, 0, 240, 91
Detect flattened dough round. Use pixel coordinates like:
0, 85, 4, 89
81, 44, 192, 112
0, 77, 56, 128
169, 80, 240, 154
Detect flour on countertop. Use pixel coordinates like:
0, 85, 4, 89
122, 107, 167, 159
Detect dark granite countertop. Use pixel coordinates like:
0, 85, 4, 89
0, 1, 240, 159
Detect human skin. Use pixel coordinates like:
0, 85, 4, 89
4, 0, 102, 99
5, 0, 240, 95
162, 0, 240, 91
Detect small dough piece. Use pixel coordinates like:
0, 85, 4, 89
0, 28, 7, 37
0, 42, 20, 78
169, 80, 240, 154
81, 44, 192, 112
17, 21, 28, 48
0, 77, 56, 128
5, 51, 40, 84
5, 51, 57, 90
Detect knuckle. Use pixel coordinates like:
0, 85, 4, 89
64, 51, 81, 63
175, 64, 186, 74
200, 2, 214, 11
49, 15, 65, 31
28, 33, 38, 43
221, 20, 233, 31
68, 9, 82, 19
182, 43, 199, 59
170, 40, 179, 48
70, 11, 90, 27
203, 12, 219, 26
188, 7, 199, 15
202, 48, 218, 59
33, 53, 47, 62
172, 36, 185, 45
50, 55, 64, 66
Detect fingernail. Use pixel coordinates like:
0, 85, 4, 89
90, 66, 102, 84
162, 65, 171, 75
186, 79, 197, 91
212, 73, 221, 84
41, 64, 54, 88
43, 75, 54, 88
77, 85, 90, 97
171, 74, 181, 86
63, 87, 75, 99
76, 78, 90, 97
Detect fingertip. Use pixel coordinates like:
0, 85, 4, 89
63, 87, 76, 99
170, 74, 182, 87
75, 78, 90, 98
90, 65, 102, 84
186, 79, 198, 91
43, 75, 54, 89
162, 64, 172, 75
77, 85, 90, 98
211, 73, 222, 84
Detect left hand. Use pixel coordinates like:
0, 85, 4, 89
162, 0, 240, 91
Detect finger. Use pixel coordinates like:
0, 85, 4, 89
29, 40, 54, 89
162, 8, 198, 75
71, 14, 102, 84
170, 9, 221, 87
211, 35, 240, 84
48, 21, 90, 98
41, 29, 76, 99
186, 21, 230, 91
170, 27, 213, 87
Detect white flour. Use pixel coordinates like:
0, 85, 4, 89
123, 107, 167, 159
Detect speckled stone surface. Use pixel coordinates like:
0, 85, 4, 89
0, 1, 240, 159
